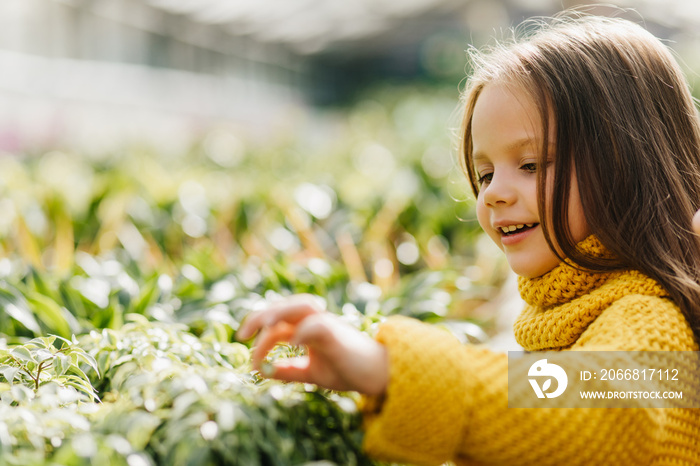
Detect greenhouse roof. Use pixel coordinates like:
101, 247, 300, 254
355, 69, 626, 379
144, 0, 700, 55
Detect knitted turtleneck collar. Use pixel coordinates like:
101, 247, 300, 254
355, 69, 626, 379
513, 235, 669, 351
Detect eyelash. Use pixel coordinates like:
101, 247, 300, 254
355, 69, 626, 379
477, 173, 492, 185
476, 163, 538, 185
521, 162, 537, 173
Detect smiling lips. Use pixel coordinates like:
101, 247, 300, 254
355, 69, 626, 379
498, 223, 539, 245
499, 223, 534, 235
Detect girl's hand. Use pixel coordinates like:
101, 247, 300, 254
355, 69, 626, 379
236, 295, 389, 396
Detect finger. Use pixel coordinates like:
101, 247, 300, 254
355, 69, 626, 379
263, 294, 324, 326
271, 356, 315, 384
237, 311, 267, 341
274, 355, 351, 392
290, 313, 334, 348
251, 322, 296, 371
237, 294, 323, 340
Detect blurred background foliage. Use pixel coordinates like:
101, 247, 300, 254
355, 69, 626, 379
0, 0, 697, 464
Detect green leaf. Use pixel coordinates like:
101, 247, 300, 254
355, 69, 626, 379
26, 337, 49, 349
34, 349, 54, 363
75, 351, 100, 378
4, 303, 41, 334
130, 275, 160, 315
0, 365, 19, 385
10, 384, 33, 402
52, 334, 74, 347
26, 294, 76, 338
11, 346, 35, 364
55, 353, 71, 376
66, 363, 90, 383
62, 375, 99, 401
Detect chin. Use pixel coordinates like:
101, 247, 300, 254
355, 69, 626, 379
512, 269, 544, 279
508, 260, 558, 279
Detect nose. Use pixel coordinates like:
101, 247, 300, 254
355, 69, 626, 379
481, 172, 517, 207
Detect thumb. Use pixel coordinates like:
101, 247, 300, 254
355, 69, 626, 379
290, 313, 334, 348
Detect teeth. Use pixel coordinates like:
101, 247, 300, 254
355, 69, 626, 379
500, 224, 530, 234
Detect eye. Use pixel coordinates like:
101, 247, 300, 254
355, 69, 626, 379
521, 162, 537, 173
477, 172, 493, 185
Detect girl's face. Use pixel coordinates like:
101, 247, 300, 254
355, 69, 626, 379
471, 83, 589, 278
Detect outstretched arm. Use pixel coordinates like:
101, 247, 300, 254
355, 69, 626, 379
236, 294, 389, 396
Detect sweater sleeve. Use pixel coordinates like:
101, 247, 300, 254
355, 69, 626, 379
360, 315, 669, 466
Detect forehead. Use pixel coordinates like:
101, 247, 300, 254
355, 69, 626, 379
470, 83, 544, 155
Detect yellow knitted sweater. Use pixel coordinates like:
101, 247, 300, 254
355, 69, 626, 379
361, 237, 700, 465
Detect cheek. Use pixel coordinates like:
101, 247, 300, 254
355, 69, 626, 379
476, 195, 489, 230
568, 201, 590, 242
568, 179, 590, 242
475, 196, 504, 248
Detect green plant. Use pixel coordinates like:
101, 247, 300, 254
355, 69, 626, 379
0, 335, 98, 401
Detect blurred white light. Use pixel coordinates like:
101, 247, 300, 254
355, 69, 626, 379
396, 241, 420, 265
105, 435, 132, 455
432, 289, 452, 306
0, 258, 11, 277
373, 258, 394, 278
76, 251, 102, 276
294, 183, 334, 219
178, 180, 209, 217
209, 279, 237, 302
127, 454, 151, 466
101, 260, 122, 277
182, 264, 204, 284
455, 276, 472, 291
308, 258, 331, 276
341, 302, 360, 317
23, 202, 47, 237
117, 272, 140, 298
182, 213, 207, 238
268, 226, 298, 251
216, 401, 237, 430
158, 274, 173, 294
203, 129, 245, 168
5, 303, 40, 332
118, 223, 147, 260
353, 281, 382, 301
72, 433, 97, 458
241, 265, 262, 289
79, 278, 110, 309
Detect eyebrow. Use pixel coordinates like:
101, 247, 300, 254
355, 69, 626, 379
472, 138, 549, 161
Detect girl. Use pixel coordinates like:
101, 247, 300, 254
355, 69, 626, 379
238, 14, 700, 465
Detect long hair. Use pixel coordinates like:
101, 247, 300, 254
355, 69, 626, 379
460, 14, 700, 342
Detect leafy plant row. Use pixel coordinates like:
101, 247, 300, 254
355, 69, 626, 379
0, 85, 509, 465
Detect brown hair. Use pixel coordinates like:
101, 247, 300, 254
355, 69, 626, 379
460, 14, 700, 341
